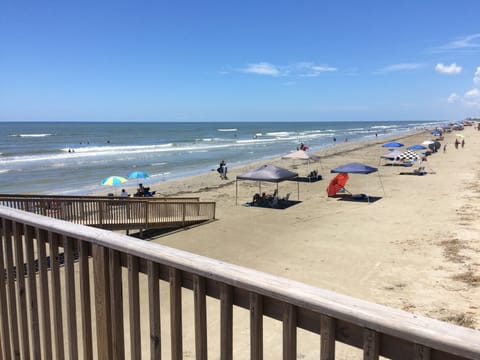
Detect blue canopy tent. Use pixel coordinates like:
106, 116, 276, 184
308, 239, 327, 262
330, 162, 383, 202
382, 141, 404, 148
407, 144, 427, 151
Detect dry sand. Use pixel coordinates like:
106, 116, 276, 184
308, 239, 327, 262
148, 127, 480, 325
109, 127, 480, 358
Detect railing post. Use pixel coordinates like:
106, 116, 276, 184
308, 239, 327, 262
283, 303, 296, 360
363, 328, 379, 360
93, 244, 112, 359
220, 284, 233, 360
250, 293, 263, 360
193, 275, 207, 360
320, 314, 336, 360
170, 268, 183, 360
182, 203, 186, 228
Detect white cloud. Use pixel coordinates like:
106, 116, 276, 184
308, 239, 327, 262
295, 62, 337, 77
441, 34, 480, 50
447, 88, 480, 107
448, 93, 460, 103
375, 63, 424, 74
474, 66, 480, 84
243, 62, 281, 76
241, 61, 336, 78
435, 63, 462, 74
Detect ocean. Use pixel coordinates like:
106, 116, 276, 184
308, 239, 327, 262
0, 121, 442, 195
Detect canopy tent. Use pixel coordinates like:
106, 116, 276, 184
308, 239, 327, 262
382, 141, 404, 148
236, 164, 299, 204
282, 149, 320, 173
380, 149, 404, 160
329, 162, 382, 202
395, 150, 422, 161
407, 144, 427, 150
331, 162, 378, 174
281, 149, 319, 161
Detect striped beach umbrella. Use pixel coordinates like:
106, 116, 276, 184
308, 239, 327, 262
101, 176, 128, 186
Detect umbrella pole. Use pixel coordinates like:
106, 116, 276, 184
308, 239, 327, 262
236, 180, 238, 205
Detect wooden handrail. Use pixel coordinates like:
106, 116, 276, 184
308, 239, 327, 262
0, 206, 479, 359
0, 196, 215, 232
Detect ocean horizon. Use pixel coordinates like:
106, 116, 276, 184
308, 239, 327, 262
0, 120, 444, 195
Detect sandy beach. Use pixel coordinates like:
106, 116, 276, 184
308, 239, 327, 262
101, 126, 480, 358
143, 127, 480, 318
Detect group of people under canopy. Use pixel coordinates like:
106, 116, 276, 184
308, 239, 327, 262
236, 162, 381, 205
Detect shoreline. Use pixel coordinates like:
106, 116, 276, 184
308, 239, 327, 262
103, 129, 426, 198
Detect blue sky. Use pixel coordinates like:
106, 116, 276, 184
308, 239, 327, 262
1, 0, 479, 122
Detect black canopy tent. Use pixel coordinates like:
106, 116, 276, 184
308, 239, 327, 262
235, 164, 299, 204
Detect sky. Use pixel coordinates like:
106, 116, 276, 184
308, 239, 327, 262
1, 0, 480, 122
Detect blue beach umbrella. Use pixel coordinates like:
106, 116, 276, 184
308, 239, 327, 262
407, 144, 427, 150
101, 176, 128, 186
127, 171, 149, 180
382, 141, 404, 148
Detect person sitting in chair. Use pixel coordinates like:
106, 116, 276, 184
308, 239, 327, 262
135, 184, 145, 197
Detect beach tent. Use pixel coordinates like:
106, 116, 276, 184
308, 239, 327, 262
236, 164, 299, 204
407, 144, 427, 150
330, 162, 382, 202
331, 163, 378, 174
382, 141, 404, 148
380, 149, 404, 160
395, 150, 422, 161
379, 149, 404, 166
281, 149, 320, 172
281, 149, 319, 161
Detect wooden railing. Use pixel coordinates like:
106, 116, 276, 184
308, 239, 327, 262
0, 206, 479, 359
0, 195, 216, 231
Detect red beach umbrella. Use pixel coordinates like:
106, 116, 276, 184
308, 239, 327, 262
326, 173, 349, 197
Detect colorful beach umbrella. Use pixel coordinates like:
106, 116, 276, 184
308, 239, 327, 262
127, 171, 149, 179
101, 176, 128, 186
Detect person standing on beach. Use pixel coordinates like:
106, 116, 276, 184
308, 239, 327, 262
222, 162, 228, 180
218, 160, 227, 179
461, 139, 465, 148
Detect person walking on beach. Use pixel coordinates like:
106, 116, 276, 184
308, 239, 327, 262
454, 138, 459, 149
461, 139, 465, 148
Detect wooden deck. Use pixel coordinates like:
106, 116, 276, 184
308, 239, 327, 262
0, 194, 216, 231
